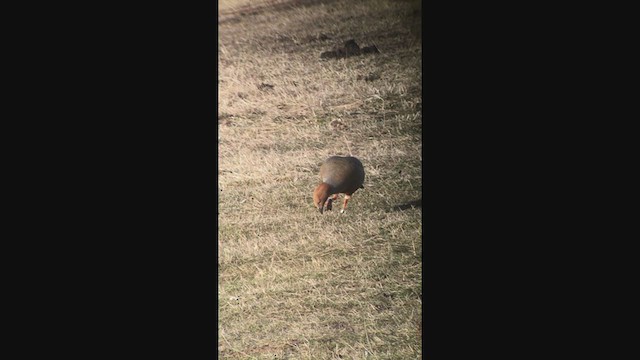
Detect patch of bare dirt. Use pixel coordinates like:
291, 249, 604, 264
219, 0, 341, 24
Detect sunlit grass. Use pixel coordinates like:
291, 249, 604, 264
219, 0, 422, 358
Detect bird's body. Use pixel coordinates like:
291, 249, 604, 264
313, 156, 365, 214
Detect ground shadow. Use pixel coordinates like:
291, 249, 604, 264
389, 198, 422, 211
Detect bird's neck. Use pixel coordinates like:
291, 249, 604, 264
314, 183, 334, 201
317, 182, 333, 194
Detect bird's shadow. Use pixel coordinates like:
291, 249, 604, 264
389, 198, 422, 211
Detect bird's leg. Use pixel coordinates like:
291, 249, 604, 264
340, 194, 352, 213
325, 194, 339, 211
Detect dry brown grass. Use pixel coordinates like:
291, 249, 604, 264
219, 0, 422, 358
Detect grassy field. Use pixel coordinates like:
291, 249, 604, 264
218, 0, 422, 358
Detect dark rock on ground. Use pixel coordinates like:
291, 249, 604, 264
257, 83, 275, 91
320, 39, 380, 60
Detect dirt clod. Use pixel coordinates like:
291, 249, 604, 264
258, 83, 275, 91
320, 39, 379, 60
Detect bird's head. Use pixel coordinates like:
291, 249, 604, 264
313, 183, 331, 214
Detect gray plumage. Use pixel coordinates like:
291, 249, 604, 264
320, 156, 365, 194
